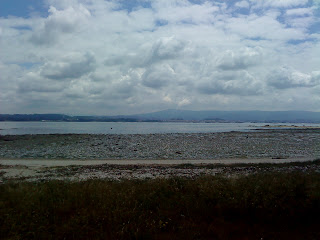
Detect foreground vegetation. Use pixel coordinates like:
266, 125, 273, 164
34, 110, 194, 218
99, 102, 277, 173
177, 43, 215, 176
1, 172, 320, 239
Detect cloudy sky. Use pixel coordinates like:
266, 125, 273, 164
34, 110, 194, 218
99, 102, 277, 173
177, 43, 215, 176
1, 0, 320, 115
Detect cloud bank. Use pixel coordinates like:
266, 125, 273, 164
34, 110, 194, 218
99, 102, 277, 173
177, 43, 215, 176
1, 0, 320, 114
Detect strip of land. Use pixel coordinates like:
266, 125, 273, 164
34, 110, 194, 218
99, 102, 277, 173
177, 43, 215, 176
0, 157, 315, 167
1, 157, 319, 183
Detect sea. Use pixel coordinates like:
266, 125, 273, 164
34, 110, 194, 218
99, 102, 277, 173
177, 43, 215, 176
1, 121, 320, 135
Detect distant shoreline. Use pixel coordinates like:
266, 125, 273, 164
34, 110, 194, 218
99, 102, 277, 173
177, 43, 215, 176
1, 109, 320, 123
261, 124, 320, 129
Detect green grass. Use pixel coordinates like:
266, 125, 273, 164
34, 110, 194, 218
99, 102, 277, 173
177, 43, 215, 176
1, 172, 320, 239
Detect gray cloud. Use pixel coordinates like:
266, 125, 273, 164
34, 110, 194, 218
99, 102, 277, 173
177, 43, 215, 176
17, 70, 66, 94
216, 48, 262, 70
18, 80, 64, 93
104, 55, 128, 66
112, 69, 141, 97
41, 52, 96, 80
148, 37, 188, 63
142, 63, 176, 89
267, 67, 320, 89
197, 70, 262, 95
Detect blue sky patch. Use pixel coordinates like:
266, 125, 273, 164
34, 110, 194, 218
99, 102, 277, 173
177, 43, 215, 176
0, 0, 48, 18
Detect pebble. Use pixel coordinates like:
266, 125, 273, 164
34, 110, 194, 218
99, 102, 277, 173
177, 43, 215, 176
0, 130, 319, 160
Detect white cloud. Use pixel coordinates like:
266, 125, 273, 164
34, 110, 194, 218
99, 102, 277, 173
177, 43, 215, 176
286, 7, 313, 16
235, 1, 250, 9
285, 16, 315, 28
0, 0, 319, 114
225, 13, 306, 41
251, 0, 309, 8
152, 0, 219, 24
30, 5, 90, 45
45, 0, 80, 9
163, 95, 173, 103
178, 98, 191, 107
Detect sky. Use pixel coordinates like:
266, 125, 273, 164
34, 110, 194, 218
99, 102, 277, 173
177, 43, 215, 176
0, 0, 320, 115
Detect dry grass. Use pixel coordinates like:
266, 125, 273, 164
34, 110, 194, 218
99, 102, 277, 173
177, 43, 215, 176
1, 171, 320, 239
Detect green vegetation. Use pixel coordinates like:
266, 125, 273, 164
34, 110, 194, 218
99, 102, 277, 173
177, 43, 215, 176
1, 172, 320, 239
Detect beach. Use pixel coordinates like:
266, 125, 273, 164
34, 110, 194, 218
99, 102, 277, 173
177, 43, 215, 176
1, 129, 319, 160
1, 129, 319, 182
1, 129, 320, 239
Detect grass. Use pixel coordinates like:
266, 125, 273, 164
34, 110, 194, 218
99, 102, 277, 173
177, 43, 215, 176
171, 158, 320, 169
1, 172, 320, 239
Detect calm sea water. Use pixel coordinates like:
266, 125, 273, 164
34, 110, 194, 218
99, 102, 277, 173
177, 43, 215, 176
0, 122, 319, 135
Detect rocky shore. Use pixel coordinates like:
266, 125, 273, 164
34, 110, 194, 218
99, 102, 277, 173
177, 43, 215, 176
0, 129, 319, 182
1, 159, 319, 183
1, 129, 319, 160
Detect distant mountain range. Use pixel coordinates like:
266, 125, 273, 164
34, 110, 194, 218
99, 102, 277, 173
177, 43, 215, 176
1, 109, 320, 123
130, 109, 320, 122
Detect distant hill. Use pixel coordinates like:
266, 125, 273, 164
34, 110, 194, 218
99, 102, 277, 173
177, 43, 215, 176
0, 114, 70, 121
1, 110, 320, 123
0, 114, 139, 122
130, 109, 320, 123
